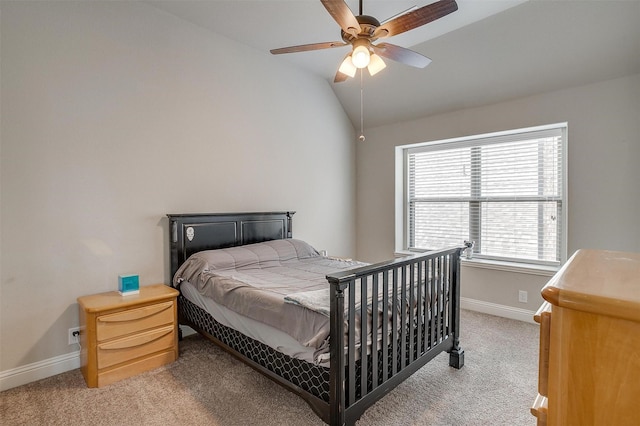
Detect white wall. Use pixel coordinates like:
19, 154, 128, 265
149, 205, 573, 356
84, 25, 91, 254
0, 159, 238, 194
0, 1, 356, 374
356, 73, 640, 312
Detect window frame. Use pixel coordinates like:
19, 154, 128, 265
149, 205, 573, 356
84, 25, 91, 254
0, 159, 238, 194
395, 123, 568, 272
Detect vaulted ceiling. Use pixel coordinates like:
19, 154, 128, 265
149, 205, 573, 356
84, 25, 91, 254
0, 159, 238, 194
149, 0, 640, 129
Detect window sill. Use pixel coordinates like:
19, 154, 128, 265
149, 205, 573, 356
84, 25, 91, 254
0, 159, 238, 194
461, 258, 558, 277
395, 251, 559, 277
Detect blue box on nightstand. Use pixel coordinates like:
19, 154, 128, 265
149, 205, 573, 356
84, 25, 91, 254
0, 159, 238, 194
118, 274, 140, 295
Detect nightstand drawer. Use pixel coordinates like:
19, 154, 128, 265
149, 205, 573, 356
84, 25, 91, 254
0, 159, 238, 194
97, 325, 175, 369
97, 350, 177, 388
97, 301, 174, 341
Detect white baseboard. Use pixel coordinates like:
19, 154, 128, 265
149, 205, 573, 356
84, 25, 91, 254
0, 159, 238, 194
0, 304, 531, 391
0, 326, 196, 391
461, 297, 536, 324
0, 350, 80, 392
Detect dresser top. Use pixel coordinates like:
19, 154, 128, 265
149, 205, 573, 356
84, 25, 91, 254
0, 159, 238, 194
542, 249, 640, 321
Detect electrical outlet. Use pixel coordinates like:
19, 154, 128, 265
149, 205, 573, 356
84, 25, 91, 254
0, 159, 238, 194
518, 290, 528, 304
68, 327, 80, 345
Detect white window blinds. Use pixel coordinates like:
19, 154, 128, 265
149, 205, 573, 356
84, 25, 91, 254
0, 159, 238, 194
407, 125, 566, 266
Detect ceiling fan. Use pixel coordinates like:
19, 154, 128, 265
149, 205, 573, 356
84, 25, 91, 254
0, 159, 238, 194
270, 0, 459, 83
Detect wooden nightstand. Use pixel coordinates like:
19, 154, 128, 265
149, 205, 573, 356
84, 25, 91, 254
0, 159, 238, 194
78, 284, 179, 387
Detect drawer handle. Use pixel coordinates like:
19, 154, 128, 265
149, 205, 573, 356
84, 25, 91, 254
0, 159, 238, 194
98, 302, 173, 323
534, 301, 552, 324
538, 308, 551, 396
531, 393, 548, 421
99, 327, 173, 351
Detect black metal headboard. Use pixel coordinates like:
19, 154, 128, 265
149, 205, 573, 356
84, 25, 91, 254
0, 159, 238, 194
167, 211, 295, 280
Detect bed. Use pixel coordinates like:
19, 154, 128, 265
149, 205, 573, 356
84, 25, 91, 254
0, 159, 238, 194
167, 211, 468, 425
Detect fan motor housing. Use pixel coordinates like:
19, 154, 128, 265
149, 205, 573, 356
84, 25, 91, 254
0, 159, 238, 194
341, 15, 380, 43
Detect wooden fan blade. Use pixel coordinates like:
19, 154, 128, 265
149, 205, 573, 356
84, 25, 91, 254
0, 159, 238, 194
373, 43, 432, 68
270, 41, 346, 55
321, 0, 360, 36
375, 0, 458, 38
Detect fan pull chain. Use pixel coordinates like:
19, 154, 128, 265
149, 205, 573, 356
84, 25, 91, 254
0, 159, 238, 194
359, 69, 365, 142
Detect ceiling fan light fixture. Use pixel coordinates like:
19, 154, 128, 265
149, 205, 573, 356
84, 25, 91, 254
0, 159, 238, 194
351, 43, 371, 69
338, 55, 357, 77
367, 53, 386, 76
270, 0, 460, 82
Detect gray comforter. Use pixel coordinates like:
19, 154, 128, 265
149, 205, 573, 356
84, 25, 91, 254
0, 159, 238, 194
173, 239, 366, 359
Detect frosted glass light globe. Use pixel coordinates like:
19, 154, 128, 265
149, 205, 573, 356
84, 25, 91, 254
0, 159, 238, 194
352, 45, 370, 68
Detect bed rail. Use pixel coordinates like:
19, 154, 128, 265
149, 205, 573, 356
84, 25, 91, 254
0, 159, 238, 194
326, 245, 467, 425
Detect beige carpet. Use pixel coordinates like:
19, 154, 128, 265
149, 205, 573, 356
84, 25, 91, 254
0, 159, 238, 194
0, 310, 538, 425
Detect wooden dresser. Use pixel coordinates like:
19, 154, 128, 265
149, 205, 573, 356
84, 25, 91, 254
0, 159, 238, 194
531, 249, 640, 425
78, 284, 179, 387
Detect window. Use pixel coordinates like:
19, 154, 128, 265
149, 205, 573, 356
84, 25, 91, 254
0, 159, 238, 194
397, 123, 567, 268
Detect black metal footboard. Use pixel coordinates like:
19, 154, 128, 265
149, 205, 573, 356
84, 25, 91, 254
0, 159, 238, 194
327, 246, 466, 425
